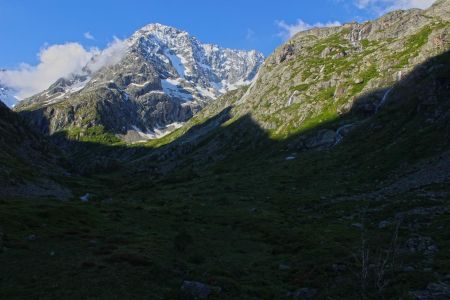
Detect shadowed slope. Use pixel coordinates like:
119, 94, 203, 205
0, 101, 72, 199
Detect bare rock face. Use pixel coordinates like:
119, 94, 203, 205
277, 44, 295, 63
15, 24, 264, 142
427, 0, 450, 21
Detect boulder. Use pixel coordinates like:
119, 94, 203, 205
354, 78, 364, 84
288, 288, 318, 299
410, 282, 450, 300
181, 281, 221, 300
80, 193, 91, 202
305, 130, 336, 149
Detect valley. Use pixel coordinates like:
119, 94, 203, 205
1, 1, 450, 299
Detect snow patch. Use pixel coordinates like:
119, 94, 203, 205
164, 49, 187, 78
195, 86, 217, 99
44, 76, 91, 105
131, 122, 184, 141
66, 76, 90, 94
161, 78, 193, 101
147, 90, 165, 95
130, 80, 152, 87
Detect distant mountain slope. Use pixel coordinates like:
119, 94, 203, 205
15, 24, 264, 142
0, 83, 18, 108
0, 101, 71, 199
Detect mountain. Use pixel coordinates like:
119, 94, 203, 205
14, 24, 264, 142
209, 0, 450, 140
2, 1, 450, 299
0, 83, 18, 108
135, 0, 450, 158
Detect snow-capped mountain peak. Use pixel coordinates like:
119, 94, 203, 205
128, 23, 265, 96
15, 23, 265, 142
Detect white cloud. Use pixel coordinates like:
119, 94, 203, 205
0, 37, 129, 100
246, 28, 257, 42
86, 37, 129, 73
277, 19, 341, 40
355, 0, 436, 14
0, 43, 93, 99
84, 32, 95, 40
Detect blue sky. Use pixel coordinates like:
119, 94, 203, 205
1, 0, 436, 67
0, 0, 436, 99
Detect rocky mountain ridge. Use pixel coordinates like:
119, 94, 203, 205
205, 0, 450, 142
